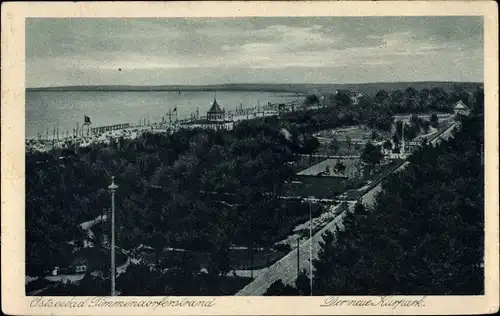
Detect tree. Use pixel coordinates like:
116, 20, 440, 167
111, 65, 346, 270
334, 90, 352, 108
264, 280, 300, 295
367, 111, 394, 132
418, 88, 431, 109
303, 94, 320, 107
361, 142, 383, 167
330, 137, 340, 154
345, 136, 352, 156
312, 229, 336, 293
410, 114, 420, 129
302, 136, 320, 164
334, 160, 346, 174
208, 243, 231, 276
383, 140, 392, 152
295, 269, 311, 295
323, 165, 331, 175
422, 120, 431, 133
375, 89, 390, 106
430, 113, 439, 128
472, 86, 484, 115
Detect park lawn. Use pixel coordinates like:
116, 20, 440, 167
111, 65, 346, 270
289, 158, 404, 201
316, 141, 363, 156
286, 177, 347, 199
315, 125, 371, 141
297, 158, 361, 177
291, 155, 328, 172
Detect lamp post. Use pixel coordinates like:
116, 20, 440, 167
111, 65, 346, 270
401, 121, 405, 156
108, 176, 118, 296
296, 237, 300, 279
308, 196, 315, 296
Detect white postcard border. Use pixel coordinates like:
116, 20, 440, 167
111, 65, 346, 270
2, 1, 498, 315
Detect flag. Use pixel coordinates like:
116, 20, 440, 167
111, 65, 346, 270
84, 115, 91, 125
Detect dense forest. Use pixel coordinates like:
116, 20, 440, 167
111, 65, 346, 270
265, 88, 484, 295
26, 117, 323, 277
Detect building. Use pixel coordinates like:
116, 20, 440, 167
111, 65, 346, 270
280, 128, 292, 141
453, 100, 470, 116
407, 140, 422, 152
207, 96, 225, 122
91, 123, 131, 134
204, 96, 233, 131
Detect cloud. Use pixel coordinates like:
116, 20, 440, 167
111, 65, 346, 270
25, 16, 483, 87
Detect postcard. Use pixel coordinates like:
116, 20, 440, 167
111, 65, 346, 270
1, 1, 498, 315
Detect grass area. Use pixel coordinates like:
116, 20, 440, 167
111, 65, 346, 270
315, 126, 372, 140
316, 142, 363, 156
289, 158, 404, 200
286, 176, 347, 199
297, 158, 361, 177
290, 155, 327, 172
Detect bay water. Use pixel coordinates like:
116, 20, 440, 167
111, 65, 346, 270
26, 90, 299, 139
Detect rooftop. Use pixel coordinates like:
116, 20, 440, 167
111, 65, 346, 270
208, 97, 224, 114
454, 100, 468, 109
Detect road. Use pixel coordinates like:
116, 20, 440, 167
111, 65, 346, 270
235, 202, 353, 295
236, 121, 459, 296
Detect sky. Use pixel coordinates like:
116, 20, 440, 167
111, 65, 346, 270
26, 16, 483, 87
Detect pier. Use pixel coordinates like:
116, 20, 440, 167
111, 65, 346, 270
91, 123, 131, 134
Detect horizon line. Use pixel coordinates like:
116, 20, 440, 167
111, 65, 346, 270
27, 80, 484, 90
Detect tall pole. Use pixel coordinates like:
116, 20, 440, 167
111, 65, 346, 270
309, 199, 313, 296
297, 238, 300, 279
401, 121, 405, 155
108, 176, 118, 296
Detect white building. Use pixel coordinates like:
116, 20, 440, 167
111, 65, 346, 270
453, 100, 470, 116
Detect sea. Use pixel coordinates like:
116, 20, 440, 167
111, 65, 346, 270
25, 90, 299, 139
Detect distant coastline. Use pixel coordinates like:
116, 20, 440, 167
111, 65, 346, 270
26, 81, 482, 95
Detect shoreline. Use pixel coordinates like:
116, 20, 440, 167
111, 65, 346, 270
25, 124, 178, 153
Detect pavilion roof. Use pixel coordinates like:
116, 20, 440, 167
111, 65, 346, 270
208, 98, 224, 113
